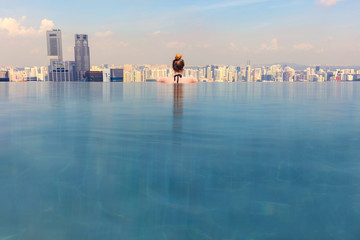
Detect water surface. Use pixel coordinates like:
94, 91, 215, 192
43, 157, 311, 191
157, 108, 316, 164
0, 82, 360, 240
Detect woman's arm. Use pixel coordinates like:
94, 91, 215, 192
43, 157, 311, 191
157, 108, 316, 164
191, 77, 199, 83
157, 77, 166, 83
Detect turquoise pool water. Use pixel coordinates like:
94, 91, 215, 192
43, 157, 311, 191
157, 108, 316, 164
0, 82, 360, 239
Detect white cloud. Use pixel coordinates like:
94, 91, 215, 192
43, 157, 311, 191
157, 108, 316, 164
166, 41, 186, 49
198, 43, 213, 49
148, 31, 169, 37
228, 42, 250, 52
0, 17, 35, 36
191, 0, 270, 11
38, 19, 54, 33
29, 48, 40, 54
93, 31, 128, 49
316, 48, 325, 54
116, 41, 129, 47
95, 31, 114, 38
0, 17, 54, 36
229, 42, 239, 51
293, 43, 315, 51
151, 30, 162, 36
261, 38, 279, 51
318, 0, 343, 6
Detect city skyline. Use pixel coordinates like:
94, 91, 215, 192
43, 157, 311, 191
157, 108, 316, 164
0, 0, 359, 66
3, 61, 360, 82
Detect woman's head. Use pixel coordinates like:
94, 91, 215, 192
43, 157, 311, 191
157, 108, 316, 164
173, 54, 185, 73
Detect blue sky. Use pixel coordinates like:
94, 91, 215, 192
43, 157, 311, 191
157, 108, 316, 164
0, 0, 359, 66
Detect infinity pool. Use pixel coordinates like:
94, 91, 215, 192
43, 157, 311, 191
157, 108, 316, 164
0, 82, 360, 240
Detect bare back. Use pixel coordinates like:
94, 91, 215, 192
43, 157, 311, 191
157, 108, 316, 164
157, 76, 198, 84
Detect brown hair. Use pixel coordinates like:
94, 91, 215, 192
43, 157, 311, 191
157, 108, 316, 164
172, 54, 184, 73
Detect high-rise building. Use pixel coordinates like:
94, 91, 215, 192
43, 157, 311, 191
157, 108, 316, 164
34, 66, 46, 81
283, 72, 291, 82
48, 61, 76, 81
133, 70, 142, 82
74, 34, 90, 81
124, 71, 131, 82
46, 29, 63, 65
245, 65, 252, 82
254, 68, 262, 81
0, 71, 9, 82
84, 71, 103, 82
142, 68, 150, 81
110, 69, 124, 82
206, 66, 212, 80
46, 29, 75, 81
103, 69, 111, 83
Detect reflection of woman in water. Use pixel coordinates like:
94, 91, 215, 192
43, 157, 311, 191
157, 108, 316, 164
157, 54, 198, 84
173, 83, 184, 117
173, 82, 184, 132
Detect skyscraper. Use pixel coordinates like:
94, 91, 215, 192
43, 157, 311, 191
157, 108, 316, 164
46, 29, 63, 65
74, 34, 90, 81
245, 65, 251, 82
111, 69, 124, 82
0, 71, 9, 82
48, 61, 76, 82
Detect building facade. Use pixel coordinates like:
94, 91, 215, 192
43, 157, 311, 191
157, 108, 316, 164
84, 71, 103, 82
48, 61, 76, 81
110, 69, 124, 82
46, 29, 63, 65
245, 65, 252, 82
74, 34, 90, 81
0, 71, 9, 82
103, 69, 111, 83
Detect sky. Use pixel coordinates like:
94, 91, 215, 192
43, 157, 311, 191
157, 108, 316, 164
0, 0, 359, 66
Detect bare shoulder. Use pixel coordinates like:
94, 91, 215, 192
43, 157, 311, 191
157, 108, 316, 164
191, 77, 199, 83
157, 77, 173, 84
157, 77, 171, 83
183, 77, 198, 84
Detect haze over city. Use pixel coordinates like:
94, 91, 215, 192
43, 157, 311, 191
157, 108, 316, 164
1, 0, 359, 67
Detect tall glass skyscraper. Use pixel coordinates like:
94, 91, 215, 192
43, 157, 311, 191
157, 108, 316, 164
46, 29, 63, 65
74, 34, 90, 81
245, 65, 252, 82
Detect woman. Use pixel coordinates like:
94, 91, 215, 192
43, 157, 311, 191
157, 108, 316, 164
157, 54, 198, 84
